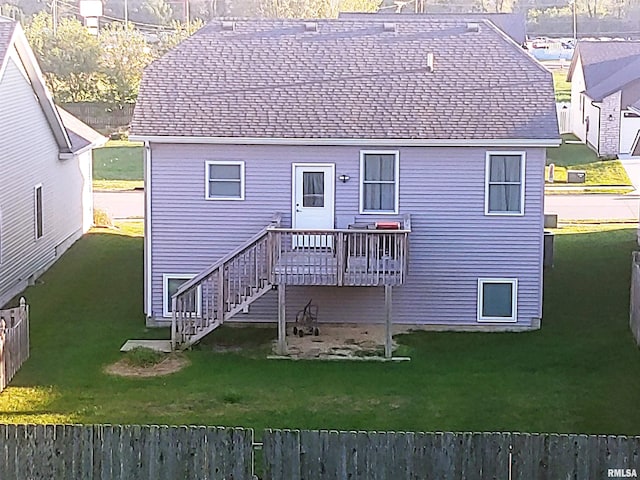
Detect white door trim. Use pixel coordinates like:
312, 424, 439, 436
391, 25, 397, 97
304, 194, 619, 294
291, 163, 335, 229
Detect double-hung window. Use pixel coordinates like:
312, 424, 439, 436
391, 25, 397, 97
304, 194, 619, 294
360, 151, 399, 214
205, 161, 245, 200
477, 278, 517, 323
485, 153, 525, 215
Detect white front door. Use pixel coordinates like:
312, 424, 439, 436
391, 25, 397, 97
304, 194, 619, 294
293, 164, 335, 245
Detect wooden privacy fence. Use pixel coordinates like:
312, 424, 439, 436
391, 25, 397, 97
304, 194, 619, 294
0, 424, 253, 480
0, 298, 29, 393
263, 429, 640, 480
60, 103, 135, 132
2, 425, 640, 479
631, 251, 640, 346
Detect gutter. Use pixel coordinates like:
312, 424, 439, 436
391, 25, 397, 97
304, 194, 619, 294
130, 135, 562, 148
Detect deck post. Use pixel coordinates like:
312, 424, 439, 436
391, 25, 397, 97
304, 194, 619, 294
384, 285, 393, 359
277, 284, 287, 355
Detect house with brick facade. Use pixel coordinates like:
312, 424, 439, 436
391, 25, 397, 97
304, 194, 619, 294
568, 40, 640, 158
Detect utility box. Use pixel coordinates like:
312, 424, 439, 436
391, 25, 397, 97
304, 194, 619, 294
567, 170, 586, 183
544, 214, 558, 229
544, 231, 554, 268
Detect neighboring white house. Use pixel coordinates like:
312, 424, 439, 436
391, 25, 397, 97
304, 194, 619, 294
0, 18, 106, 307
568, 40, 640, 157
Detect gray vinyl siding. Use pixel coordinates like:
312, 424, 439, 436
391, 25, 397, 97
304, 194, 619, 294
0, 54, 85, 307
149, 142, 544, 328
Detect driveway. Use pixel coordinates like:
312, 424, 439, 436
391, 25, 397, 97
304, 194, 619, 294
94, 190, 144, 219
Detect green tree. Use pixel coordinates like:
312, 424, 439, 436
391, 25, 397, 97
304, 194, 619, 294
257, 0, 381, 18
156, 19, 204, 55
99, 22, 154, 104
25, 12, 103, 102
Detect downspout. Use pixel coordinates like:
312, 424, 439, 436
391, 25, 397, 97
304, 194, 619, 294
144, 141, 152, 318
591, 100, 602, 154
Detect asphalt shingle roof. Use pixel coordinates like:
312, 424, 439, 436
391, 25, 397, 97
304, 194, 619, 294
569, 41, 640, 107
131, 18, 559, 141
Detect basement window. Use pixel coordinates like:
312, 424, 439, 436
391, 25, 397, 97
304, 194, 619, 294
163, 274, 201, 318
477, 278, 517, 323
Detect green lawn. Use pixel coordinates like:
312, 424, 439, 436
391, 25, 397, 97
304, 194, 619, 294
2, 223, 640, 434
546, 134, 632, 186
552, 70, 571, 103
93, 140, 144, 190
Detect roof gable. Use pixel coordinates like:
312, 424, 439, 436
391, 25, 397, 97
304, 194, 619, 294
0, 18, 72, 153
57, 107, 107, 154
132, 18, 558, 143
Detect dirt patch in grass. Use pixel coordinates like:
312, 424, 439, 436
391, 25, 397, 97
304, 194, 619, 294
282, 325, 413, 359
105, 354, 190, 378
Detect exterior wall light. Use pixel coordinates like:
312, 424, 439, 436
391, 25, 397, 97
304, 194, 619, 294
339, 174, 351, 183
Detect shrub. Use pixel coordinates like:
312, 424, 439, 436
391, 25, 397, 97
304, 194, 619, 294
93, 208, 113, 227
123, 347, 166, 368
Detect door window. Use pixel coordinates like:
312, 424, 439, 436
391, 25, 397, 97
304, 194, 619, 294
303, 172, 325, 207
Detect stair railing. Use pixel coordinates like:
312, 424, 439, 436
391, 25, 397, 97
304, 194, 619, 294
171, 214, 281, 349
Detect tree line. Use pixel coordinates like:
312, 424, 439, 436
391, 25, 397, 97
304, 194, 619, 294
20, 12, 201, 104
3, 0, 638, 106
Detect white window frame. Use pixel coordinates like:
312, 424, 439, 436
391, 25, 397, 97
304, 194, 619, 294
484, 152, 525, 216
205, 161, 245, 201
162, 273, 202, 318
359, 150, 400, 215
477, 278, 518, 323
34, 183, 43, 240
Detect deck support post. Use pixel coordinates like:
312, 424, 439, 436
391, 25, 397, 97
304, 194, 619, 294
277, 284, 287, 355
384, 284, 392, 359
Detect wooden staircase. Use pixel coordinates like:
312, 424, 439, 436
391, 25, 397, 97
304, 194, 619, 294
171, 217, 280, 350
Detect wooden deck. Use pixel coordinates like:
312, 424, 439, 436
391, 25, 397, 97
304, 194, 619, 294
171, 215, 411, 350
269, 228, 409, 287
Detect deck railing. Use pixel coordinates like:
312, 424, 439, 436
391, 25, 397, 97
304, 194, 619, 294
171, 215, 411, 349
267, 227, 410, 287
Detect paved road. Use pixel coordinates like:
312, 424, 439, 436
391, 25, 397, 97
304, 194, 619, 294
545, 194, 640, 221
94, 190, 144, 219
94, 189, 640, 222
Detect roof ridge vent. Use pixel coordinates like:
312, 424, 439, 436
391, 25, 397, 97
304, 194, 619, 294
426, 52, 434, 73
466, 22, 480, 32
383, 22, 396, 33
222, 20, 236, 31
304, 22, 318, 32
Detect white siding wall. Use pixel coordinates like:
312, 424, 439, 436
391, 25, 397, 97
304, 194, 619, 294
570, 59, 587, 141
0, 53, 85, 306
149, 143, 545, 330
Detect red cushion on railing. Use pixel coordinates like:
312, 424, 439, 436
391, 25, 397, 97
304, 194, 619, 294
375, 222, 401, 230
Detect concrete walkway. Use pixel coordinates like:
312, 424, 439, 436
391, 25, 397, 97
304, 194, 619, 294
620, 158, 640, 191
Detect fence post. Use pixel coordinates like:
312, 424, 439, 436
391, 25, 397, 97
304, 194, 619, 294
0, 319, 5, 392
